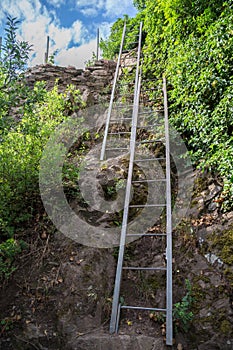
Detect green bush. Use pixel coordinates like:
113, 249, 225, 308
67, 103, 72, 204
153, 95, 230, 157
0, 83, 84, 238
0, 15, 86, 280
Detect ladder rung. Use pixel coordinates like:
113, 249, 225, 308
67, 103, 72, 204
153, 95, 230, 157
139, 109, 164, 115
123, 266, 166, 271
109, 132, 131, 135
129, 204, 166, 208
135, 158, 166, 162
141, 87, 159, 91
120, 306, 167, 312
126, 41, 138, 45
117, 96, 134, 100
139, 92, 162, 96
142, 78, 160, 82
121, 64, 136, 68
131, 179, 166, 183
122, 48, 138, 52
127, 233, 166, 237
141, 100, 162, 104
136, 139, 165, 144
137, 124, 164, 129
118, 82, 134, 86
122, 50, 137, 54
144, 99, 162, 103
110, 118, 132, 122
117, 91, 133, 94
114, 104, 134, 108
141, 91, 160, 95
138, 112, 155, 116
117, 91, 133, 95
106, 147, 128, 151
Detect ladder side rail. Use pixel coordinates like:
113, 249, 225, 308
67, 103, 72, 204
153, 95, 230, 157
163, 76, 173, 346
109, 75, 142, 334
109, 23, 143, 333
100, 22, 127, 160
110, 22, 142, 333
133, 22, 143, 103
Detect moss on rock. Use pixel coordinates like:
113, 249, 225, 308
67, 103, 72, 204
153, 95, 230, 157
209, 226, 233, 265
220, 320, 232, 335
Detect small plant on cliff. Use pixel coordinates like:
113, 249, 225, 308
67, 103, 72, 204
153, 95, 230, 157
173, 279, 194, 333
85, 52, 97, 67
47, 49, 59, 65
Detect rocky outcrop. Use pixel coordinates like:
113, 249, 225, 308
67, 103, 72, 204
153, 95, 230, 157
25, 60, 117, 105
64, 334, 166, 350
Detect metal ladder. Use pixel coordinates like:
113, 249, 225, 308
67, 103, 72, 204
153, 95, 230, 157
100, 21, 139, 160
100, 22, 173, 346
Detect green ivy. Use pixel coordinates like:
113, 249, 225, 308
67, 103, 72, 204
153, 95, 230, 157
101, 0, 233, 209
100, 12, 145, 59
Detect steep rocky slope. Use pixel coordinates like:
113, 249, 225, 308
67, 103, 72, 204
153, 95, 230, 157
0, 61, 233, 350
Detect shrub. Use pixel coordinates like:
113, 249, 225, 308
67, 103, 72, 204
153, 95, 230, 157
0, 83, 84, 238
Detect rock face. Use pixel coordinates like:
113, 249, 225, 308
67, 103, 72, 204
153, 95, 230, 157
65, 334, 166, 350
25, 60, 117, 105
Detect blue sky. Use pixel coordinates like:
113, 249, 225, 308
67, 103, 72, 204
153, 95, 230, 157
0, 0, 137, 68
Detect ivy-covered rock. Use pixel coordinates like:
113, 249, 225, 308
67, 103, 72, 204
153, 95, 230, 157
101, 0, 233, 210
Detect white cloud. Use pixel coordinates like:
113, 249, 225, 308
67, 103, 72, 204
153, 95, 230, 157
105, 0, 137, 17
55, 39, 97, 68
73, 0, 136, 19
0, 0, 136, 69
0, 0, 84, 66
0, 0, 42, 22
99, 21, 112, 40
25, 19, 84, 66
20, 18, 51, 65
72, 20, 82, 43
46, 0, 65, 7
48, 23, 73, 49
80, 8, 98, 17
76, 0, 97, 6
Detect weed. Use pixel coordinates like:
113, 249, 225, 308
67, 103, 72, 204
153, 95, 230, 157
173, 279, 194, 333
0, 238, 27, 279
0, 318, 13, 334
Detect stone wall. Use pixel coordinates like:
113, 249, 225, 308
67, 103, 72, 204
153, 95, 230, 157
25, 59, 117, 105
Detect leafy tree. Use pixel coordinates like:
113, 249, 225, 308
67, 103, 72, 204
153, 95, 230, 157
133, 0, 146, 10
0, 15, 32, 85
0, 15, 34, 137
